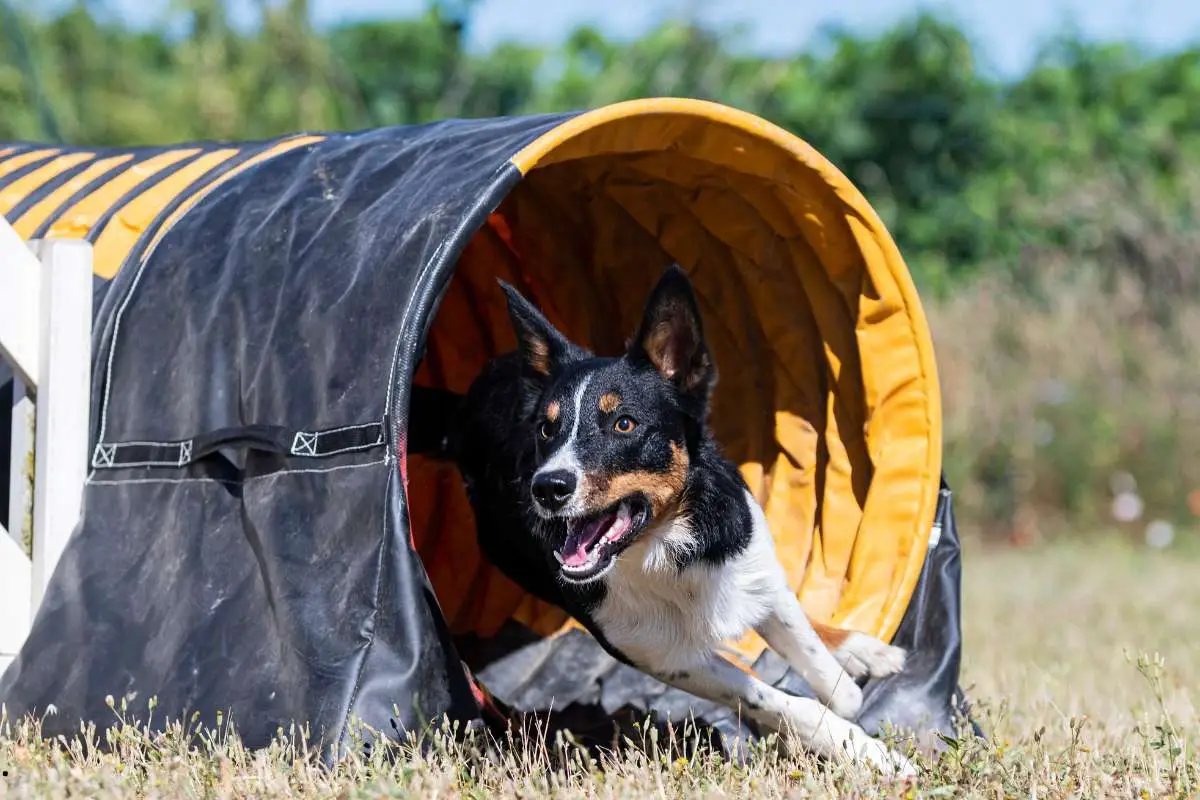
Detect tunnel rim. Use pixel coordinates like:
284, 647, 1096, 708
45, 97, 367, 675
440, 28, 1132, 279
396, 97, 943, 645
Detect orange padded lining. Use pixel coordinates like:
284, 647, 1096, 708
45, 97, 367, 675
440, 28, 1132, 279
409, 99, 942, 664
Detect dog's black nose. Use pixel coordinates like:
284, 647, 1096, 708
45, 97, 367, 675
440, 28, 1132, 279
532, 470, 576, 511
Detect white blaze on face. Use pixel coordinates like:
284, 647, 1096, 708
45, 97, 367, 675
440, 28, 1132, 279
532, 374, 592, 518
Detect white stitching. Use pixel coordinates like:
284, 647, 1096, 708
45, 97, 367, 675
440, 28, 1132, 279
93, 459, 190, 469
91, 441, 188, 468
311, 421, 382, 435
98, 231, 163, 445
291, 431, 318, 456
384, 241, 445, 419
93, 421, 385, 467
89, 476, 239, 487
93, 444, 116, 467
312, 427, 384, 457
380, 162, 514, 422
98, 439, 186, 447
312, 439, 382, 457
291, 423, 383, 457
86, 457, 388, 487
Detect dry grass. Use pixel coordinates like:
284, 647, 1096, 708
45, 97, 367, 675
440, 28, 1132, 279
1, 535, 1197, 798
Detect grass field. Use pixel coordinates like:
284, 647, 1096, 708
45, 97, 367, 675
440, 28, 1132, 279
1, 535, 1197, 798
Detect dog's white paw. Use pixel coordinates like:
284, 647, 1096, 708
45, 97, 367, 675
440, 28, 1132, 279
835, 633, 907, 680
844, 731, 918, 778
826, 675, 864, 719
865, 744, 918, 779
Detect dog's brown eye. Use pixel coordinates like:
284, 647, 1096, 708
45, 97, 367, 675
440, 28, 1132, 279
538, 420, 554, 440
613, 416, 637, 434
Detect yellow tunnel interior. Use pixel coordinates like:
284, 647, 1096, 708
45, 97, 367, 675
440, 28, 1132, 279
408, 100, 943, 667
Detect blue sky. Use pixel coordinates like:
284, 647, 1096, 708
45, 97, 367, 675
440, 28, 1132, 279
83, 0, 1200, 78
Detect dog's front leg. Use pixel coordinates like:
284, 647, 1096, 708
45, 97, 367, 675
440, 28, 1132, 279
754, 589, 868, 720
648, 655, 916, 777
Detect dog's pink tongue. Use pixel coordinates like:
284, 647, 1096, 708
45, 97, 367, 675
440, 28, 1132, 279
559, 506, 633, 568
561, 515, 611, 567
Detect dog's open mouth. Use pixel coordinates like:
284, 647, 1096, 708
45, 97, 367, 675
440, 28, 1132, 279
553, 498, 649, 582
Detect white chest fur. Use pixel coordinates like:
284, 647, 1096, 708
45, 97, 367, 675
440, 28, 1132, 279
593, 490, 788, 672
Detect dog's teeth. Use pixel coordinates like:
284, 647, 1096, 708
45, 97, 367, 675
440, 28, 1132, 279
552, 550, 565, 564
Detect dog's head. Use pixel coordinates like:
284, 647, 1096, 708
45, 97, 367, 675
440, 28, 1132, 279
499, 265, 715, 584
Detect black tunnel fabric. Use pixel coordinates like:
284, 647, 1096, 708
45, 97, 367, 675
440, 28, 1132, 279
0, 108, 976, 761
0, 117, 571, 755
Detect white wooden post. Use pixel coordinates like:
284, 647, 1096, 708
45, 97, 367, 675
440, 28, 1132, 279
0, 224, 93, 674
29, 239, 93, 611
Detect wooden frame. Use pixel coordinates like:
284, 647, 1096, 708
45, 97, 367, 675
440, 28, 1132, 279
0, 220, 92, 674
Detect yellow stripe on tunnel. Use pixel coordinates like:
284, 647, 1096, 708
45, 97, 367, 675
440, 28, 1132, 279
0, 151, 97, 217
44, 149, 204, 248
10, 154, 135, 238
0, 148, 61, 180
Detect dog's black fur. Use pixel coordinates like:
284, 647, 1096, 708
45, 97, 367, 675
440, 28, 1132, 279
408, 265, 753, 650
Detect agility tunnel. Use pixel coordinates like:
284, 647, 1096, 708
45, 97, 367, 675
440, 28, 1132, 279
0, 98, 971, 757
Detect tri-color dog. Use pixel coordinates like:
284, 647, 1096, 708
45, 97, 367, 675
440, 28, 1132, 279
413, 265, 916, 776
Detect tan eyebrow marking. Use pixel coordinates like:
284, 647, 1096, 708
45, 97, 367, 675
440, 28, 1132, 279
598, 392, 621, 414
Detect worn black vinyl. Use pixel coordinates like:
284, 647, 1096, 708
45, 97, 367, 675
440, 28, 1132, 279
0, 114, 977, 763
0, 117, 572, 760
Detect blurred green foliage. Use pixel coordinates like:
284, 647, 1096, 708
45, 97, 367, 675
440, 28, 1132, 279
5, 0, 1200, 537
4, 1, 1199, 294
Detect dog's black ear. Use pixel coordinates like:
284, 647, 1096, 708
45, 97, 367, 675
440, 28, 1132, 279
499, 280, 584, 379
628, 264, 714, 399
